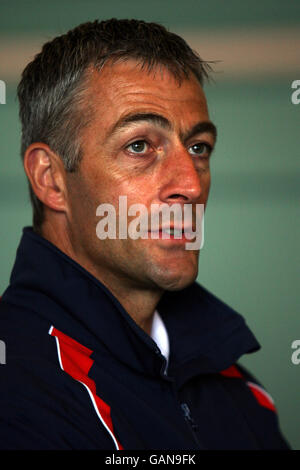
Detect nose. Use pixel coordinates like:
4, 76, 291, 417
158, 144, 205, 204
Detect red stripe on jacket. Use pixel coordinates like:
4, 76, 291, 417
49, 326, 123, 449
220, 365, 276, 413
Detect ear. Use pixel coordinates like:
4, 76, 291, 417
24, 143, 68, 214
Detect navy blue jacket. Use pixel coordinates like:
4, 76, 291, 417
0, 228, 289, 449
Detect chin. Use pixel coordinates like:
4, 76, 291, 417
150, 265, 198, 292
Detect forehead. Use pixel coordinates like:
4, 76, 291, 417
85, 60, 209, 133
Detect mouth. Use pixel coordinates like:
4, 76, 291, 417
148, 226, 196, 241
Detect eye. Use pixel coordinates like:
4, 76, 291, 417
188, 143, 212, 157
126, 140, 150, 155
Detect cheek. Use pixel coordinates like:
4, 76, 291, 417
195, 171, 211, 209
66, 173, 99, 229
202, 171, 211, 196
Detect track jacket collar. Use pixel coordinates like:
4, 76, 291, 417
3, 227, 260, 384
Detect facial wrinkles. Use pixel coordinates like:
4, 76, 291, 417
90, 131, 208, 216
81, 64, 211, 221
63, 70, 208, 298
89, 67, 208, 138
94, 67, 203, 121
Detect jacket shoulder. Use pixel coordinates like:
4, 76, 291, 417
220, 362, 291, 449
0, 301, 115, 449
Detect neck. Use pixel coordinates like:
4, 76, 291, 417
103, 281, 162, 336
40, 218, 163, 336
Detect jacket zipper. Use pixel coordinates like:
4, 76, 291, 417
157, 360, 204, 449
180, 402, 203, 448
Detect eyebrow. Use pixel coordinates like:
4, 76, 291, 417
107, 112, 217, 143
180, 121, 217, 143
108, 112, 171, 137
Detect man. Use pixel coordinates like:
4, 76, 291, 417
0, 19, 289, 449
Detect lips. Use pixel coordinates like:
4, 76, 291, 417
161, 227, 183, 237
147, 226, 196, 240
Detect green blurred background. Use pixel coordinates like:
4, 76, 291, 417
0, 0, 299, 449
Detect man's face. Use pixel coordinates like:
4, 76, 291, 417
66, 60, 216, 293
